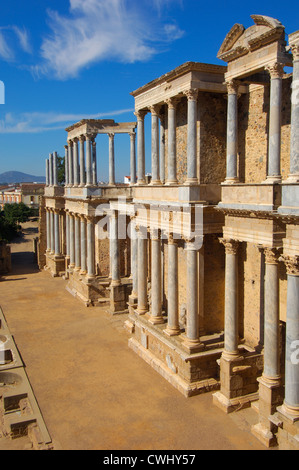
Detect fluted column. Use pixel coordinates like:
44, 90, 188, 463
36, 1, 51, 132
166, 98, 178, 185
280, 255, 299, 417
64, 145, 69, 187
110, 211, 121, 286
288, 43, 299, 181
68, 141, 74, 187
265, 62, 284, 182
160, 114, 166, 184
69, 213, 75, 269
164, 235, 180, 336
79, 135, 86, 187
225, 80, 239, 183
130, 132, 136, 185
184, 89, 199, 185
220, 239, 240, 358
148, 231, 164, 324
150, 105, 161, 185
108, 133, 115, 186
136, 227, 148, 315
85, 135, 93, 187
86, 216, 95, 280
73, 138, 79, 187
182, 240, 202, 350
92, 140, 97, 186
135, 110, 147, 185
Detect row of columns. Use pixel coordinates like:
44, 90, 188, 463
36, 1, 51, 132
46, 152, 58, 187
220, 238, 299, 418
65, 135, 97, 188
135, 88, 199, 186
225, 49, 299, 183
132, 226, 203, 351
46, 208, 62, 257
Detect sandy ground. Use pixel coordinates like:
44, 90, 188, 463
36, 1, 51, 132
0, 221, 267, 451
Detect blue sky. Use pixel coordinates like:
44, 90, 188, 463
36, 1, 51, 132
0, 0, 298, 182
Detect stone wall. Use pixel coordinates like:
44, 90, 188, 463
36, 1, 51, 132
0, 241, 11, 274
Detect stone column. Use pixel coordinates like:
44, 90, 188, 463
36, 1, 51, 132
49, 153, 53, 187
160, 114, 166, 184
130, 132, 137, 185
184, 89, 199, 185
110, 211, 121, 286
166, 98, 178, 185
220, 239, 239, 357
50, 210, 55, 254
65, 211, 70, 260
108, 133, 115, 186
64, 145, 69, 187
46, 159, 50, 187
68, 141, 74, 187
135, 110, 147, 185
281, 255, 299, 417
80, 216, 87, 275
74, 214, 81, 271
136, 227, 148, 315
164, 235, 180, 336
46, 209, 51, 252
79, 135, 86, 187
54, 209, 60, 256
69, 213, 75, 269
288, 43, 299, 181
148, 231, 164, 324
150, 105, 161, 185
53, 152, 58, 187
86, 216, 95, 280
92, 140, 97, 186
85, 135, 93, 187
225, 80, 239, 183
265, 62, 284, 182
182, 240, 203, 351
73, 138, 79, 187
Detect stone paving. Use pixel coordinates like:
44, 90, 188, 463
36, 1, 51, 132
0, 221, 266, 450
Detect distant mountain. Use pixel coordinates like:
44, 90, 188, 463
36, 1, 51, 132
0, 171, 46, 184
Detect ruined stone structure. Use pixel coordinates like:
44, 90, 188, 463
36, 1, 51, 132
41, 15, 299, 450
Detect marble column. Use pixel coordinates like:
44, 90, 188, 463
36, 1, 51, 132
85, 135, 93, 187
288, 44, 299, 181
54, 210, 60, 256
137, 228, 148, 315
64, 145, 69, 187
129, 218, 138, 302
46, 210, 51, 252
53, 152, 58, 187
46, 159, 50, 187
74, 214, 81, 271
130, 132, 137, 185
49, 153, 53, 187
281, 255, 299, 416
86, 216, 95, 280
183, 241, 202, 350
69, 213, 75, 269
110, 211, 121, 286
225, 80, 239, 183
108, 133, 115, 186
73, 138, 79, 187
266, 62, 284, 182
160, 114, 166, 184
79, 136, 86, 187
184, 89, 199, 185
50, 210, 55, 254
65, 211, 70, 260
80, 216, 87, 275
164, 235, 180, 336
220, 239, 240, 358
166, 98, 178, 185
148, 231, 164, 324
150, 105, 161, 185
135, 110, 147, 185
92, 140, 97, 186
68, 141, 74, 187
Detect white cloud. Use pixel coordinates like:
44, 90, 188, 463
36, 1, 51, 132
0, 108, 134, 134
0, 30, 14, 60
37, 0, 184, 80
12, 26, 32, 54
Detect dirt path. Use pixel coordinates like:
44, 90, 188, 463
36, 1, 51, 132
0, 221, 266, 451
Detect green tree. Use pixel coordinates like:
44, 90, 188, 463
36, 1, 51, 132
0, 211, 20, 242
57, 155, 65, 185
4, 202, 31, 224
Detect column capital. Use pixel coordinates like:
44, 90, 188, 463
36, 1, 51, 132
72, 137, 79, 143
225, 79, 240, 95
85, 133, 93, 141
150, 228, 160, 241
64, 144, 68, 150
165, 96, 180, 109
108, 132, 115, 139
219, 238, 239, 255
129, 131, 136, 139
265, 62, 285, 79
86, 215, 94, 224
79, 134, 86, 142
291, 44, 299, 61
168, 233, 179, 245
149, 104, 161, 117
280, 255, 299, 276
134, 109, 148, 121
263, 247, 282, 265
183, 88, 199, 101
67, 140, 74, 147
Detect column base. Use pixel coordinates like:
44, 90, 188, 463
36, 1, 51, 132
136, 307, 148, 316
150, 180, 162, 186
184, 178, 198, 186
223, 177, 239, 185
286, 174, 299, 183
181, 336, 204, 354
251, 423, 278, 448
163, 326, 181, 337
147, 314, 165, 325
165, 180, 178, 186
109, 282, 127, 313
264, 175, 282, 184
137, 180, 146, 186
